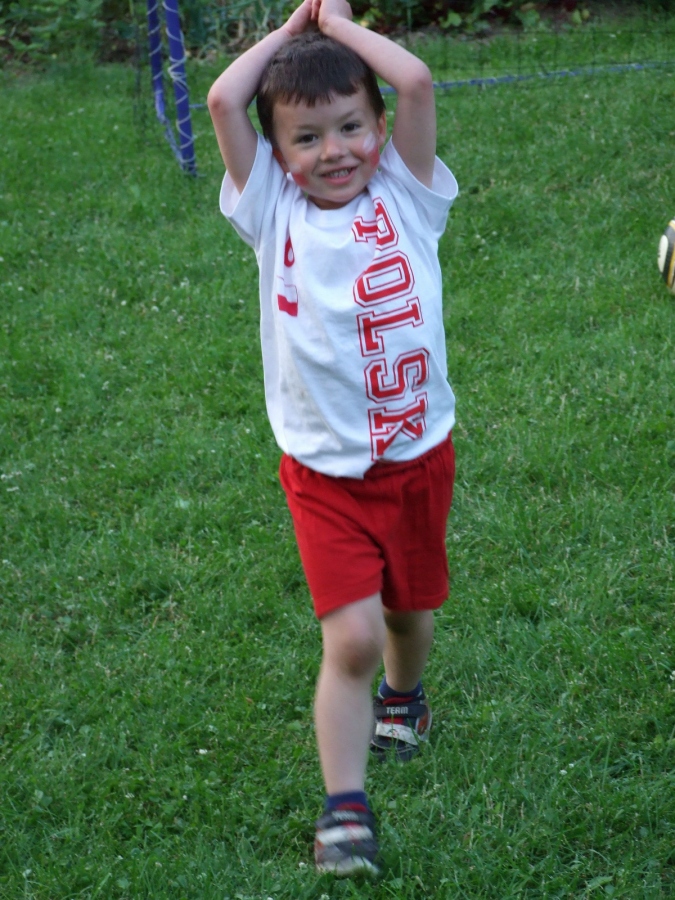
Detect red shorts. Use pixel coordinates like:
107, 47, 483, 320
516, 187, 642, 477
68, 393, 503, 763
279, 433, 455, 619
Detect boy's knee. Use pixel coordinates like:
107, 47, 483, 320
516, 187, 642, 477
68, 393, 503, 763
384, 608, 434, 637
322, 599, 385, 678
338, 629, 383, 678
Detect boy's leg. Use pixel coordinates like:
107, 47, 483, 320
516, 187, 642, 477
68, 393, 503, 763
382, 608, 434, 694
371, 608, 435, 761
314, 594, 384, 875
315, 593, 386, 794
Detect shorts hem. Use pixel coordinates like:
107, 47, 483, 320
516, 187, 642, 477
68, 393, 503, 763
385, 592, 448, 613
314, 577, 384, 619
315, 587, 449, 620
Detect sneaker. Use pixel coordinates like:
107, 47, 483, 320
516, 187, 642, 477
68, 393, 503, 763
314, 807, 379, 876
370, 694, 432, 761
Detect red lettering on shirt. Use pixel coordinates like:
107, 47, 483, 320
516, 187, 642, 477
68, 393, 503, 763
368, 394, 428, 457
277, 277, 298, 316
357, 299, 424, 356
353, 251, 415, 308
352, 198, 398, 248
284, 236, 295, 268
365, 349, 429, 402
352, 197, 430, 460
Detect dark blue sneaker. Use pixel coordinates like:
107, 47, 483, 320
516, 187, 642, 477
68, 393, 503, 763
370, 694, 432, 761
314, 807, 379, 876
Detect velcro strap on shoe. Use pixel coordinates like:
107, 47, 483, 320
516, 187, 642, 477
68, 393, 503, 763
316, 824, 374, 848
374, 722, 419, 746
373, 701, 427, 719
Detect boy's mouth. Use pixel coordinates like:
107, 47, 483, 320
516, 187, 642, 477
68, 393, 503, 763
321, 166, 356, 182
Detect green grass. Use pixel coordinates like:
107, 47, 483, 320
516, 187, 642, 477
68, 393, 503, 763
408, 19, 675, 83
1, 24, 675, 899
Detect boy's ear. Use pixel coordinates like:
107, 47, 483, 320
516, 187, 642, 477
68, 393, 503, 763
377, 111, 387, 146
273, 147, 289, 172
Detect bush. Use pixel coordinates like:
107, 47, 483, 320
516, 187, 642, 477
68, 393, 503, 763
0, 0, 105, 58
0, 1, 599, 62
173, 1, 581, 55
350, 1, 544, 32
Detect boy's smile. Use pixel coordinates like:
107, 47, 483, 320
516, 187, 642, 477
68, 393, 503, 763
272, 86, 387, 210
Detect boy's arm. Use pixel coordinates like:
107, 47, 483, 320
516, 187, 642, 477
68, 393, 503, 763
207, 0, 314, 192
315, 0, 436, 187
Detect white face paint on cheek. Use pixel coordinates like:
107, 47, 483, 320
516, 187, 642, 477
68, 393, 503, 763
283, 160, 308, 186
362, 132, 377, 154
288, 162, 308, 187
363, 131, 381, 168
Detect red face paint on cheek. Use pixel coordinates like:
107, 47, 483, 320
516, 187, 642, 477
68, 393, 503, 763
292, 172, 309, 188
363, 132, 380, 170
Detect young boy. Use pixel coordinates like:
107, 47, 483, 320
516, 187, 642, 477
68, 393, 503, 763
208, 0, 458, 876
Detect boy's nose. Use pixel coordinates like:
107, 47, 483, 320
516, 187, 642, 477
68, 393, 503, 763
320, 133, 345, 160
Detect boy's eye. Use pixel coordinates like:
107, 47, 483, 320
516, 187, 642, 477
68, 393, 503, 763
297, 134, 316, 145
342, 122, 359, 133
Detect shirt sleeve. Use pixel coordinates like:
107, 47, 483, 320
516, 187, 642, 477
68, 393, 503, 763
379, 140, 458, 240
219, 134, 286, 251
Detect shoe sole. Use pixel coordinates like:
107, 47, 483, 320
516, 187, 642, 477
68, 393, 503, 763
316, 857, 380, 876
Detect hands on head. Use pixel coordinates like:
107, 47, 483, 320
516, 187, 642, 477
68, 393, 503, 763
312, 0, 353, 28
283, 0, 352, 38
209, 0, 435, 190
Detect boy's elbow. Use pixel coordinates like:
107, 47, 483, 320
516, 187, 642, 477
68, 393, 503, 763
397, 60, 433, 106
207, 82, 241, 119
410, 61, 434, 99
207, 85, 226, 116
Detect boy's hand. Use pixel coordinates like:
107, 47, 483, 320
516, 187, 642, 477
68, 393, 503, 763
311, 0, 352, 29
283, 0, 315, 37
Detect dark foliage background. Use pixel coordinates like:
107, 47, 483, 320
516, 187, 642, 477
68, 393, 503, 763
2, 1, 674, 62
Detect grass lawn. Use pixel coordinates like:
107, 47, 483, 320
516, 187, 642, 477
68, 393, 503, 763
1, 21, 674, 899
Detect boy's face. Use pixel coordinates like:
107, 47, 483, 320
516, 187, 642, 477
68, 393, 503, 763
272, 86, 387, 210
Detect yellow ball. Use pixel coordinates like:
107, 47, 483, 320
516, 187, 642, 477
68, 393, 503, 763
657, 219, 675, 292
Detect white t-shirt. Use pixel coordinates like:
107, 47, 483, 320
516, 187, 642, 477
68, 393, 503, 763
220, 136, 458, 478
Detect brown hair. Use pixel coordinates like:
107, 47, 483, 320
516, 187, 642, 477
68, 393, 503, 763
256, 31, 386, 145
